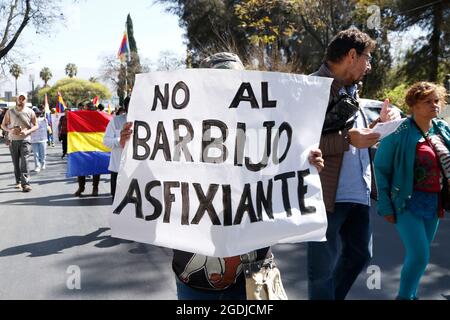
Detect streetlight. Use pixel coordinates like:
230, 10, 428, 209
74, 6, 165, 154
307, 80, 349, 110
29, 74, 35, 106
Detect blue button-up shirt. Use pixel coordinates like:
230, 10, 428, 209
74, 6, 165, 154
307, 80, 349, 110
335, 87, 372, 205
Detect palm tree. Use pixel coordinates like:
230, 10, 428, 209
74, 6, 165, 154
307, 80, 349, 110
9, 64, 23, 96
65, 63, 78, 78
39, 67, 53, 87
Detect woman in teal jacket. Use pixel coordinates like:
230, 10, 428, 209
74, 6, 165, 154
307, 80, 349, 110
375, 82, 449, 300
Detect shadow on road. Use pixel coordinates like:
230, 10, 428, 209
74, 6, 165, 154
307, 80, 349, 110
0, 228, 112, 257
52, 243, 175, 298
0, 193, 113, 207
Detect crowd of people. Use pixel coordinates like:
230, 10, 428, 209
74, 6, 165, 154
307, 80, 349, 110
0, 27, 448, 301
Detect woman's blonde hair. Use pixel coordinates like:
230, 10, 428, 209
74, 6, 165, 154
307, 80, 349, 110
405, 82, 447, 108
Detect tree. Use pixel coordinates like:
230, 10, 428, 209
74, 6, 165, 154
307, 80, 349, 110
117, 14, 143, 106
392, 0, 450, 82
0, 0, 69, 62
9, 63, 22, 96
99, 54, 150, 101
156, 50, 185, 71
65, 63, 78, 78
157, 0, 248, 66
39, 67, 52, 87
158, 0, 398, 97
38, 78, 112, 108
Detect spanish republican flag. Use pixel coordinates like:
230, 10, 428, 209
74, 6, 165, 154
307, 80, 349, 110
56, 92, 67, 113
67, 110, 112, 177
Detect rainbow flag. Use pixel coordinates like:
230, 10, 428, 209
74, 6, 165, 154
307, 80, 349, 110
56, 92, 67, 113
67, 111, 112, 177
117, 31, 130, 63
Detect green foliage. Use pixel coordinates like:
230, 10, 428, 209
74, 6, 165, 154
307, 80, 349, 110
38, 78, 112, 108
9, 63, 22, 79
39, 67, 52, 87
65, 63, 78, 78
378, 83, 409, 113
391, 0, 449, 82
156, 0, 248, 66
9, 63, 22, 95
117, 14, 143, 106
157, 0, 448, 99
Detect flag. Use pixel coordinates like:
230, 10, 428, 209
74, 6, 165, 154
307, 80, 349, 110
44, 93, 52, 126
56, 92, 67, 113
117, 30, 130, 63
66, 111, 112, 177
92, 96, 99, 107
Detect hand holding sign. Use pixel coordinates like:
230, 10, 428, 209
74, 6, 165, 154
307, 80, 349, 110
120, 122, 133, 148
308, 149, 324, 173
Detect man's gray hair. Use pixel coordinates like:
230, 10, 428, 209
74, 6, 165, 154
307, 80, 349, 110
200, 52, 244, 70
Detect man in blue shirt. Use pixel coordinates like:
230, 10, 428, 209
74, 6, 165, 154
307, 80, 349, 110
308, 28, 399, 300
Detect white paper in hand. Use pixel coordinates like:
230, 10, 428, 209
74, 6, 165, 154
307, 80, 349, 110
372, 118, 407, 140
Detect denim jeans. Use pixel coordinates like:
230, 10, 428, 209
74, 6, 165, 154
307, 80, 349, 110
175, 277, 246, 300
32, 142, 46, 168
307, 202, 372, 300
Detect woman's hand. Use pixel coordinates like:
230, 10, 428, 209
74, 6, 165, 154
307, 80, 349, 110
384, 214, 396, 224
119, 122, 133, 148
308, 148, 324, 173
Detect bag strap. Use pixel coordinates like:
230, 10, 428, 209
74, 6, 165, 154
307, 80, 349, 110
10, 108, 32, 129
410, 118, 447, 179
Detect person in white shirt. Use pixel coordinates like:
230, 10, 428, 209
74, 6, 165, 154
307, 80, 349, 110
30, 107, 48, 172
103, 97, 130, 200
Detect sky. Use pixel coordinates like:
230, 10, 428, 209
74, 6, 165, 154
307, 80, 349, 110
0, 0, 186, 98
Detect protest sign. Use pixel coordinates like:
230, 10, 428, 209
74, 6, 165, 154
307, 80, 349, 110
111, 69, 332, 257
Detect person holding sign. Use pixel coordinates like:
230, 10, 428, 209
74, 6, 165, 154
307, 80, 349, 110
374, 82, 449, 300
103, 96, 130, 200
307, 28, 401, 300
119, 52, 325, 300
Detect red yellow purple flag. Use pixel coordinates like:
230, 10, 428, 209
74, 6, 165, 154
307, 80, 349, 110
56, 92, 67, 113
66, 110, 112, 177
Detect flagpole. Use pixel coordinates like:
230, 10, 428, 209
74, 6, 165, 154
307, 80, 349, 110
125, 61, 128, 99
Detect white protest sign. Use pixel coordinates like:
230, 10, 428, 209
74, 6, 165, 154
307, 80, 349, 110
110, 69, 332, 257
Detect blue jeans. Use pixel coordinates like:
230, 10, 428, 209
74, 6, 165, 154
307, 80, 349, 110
307, 202, 372, 300
175, 277, 246, 300
32, 142, 46, 168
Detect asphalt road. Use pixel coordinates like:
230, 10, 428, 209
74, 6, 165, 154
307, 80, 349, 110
0, 141, 448, 300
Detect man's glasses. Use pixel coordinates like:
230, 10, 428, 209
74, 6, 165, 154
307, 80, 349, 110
359, 52, 373, 64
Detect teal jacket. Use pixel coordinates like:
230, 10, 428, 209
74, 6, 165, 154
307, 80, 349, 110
374, 117, 450, 216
